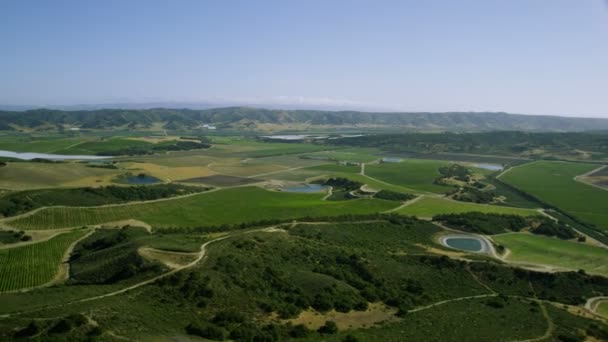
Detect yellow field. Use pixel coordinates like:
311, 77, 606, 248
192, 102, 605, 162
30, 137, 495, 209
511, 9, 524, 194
120, 162, 216, 181
0, 162, 122, 190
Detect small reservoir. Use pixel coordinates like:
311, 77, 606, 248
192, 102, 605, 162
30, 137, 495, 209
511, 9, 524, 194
0, 150, 111, 161
473, 163, 503, 171
440, 234, 489, 253
284, 184, 329, 193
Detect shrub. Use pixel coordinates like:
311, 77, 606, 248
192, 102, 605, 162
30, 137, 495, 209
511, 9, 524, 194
318, 321, 338, 334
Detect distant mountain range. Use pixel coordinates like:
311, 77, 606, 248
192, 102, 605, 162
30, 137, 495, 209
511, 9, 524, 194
1, 107, 608, 132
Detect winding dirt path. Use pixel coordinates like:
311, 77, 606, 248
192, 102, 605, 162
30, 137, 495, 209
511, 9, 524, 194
382, 195, 423, 213
0, 226, 280, 318
574, 165, 608, 191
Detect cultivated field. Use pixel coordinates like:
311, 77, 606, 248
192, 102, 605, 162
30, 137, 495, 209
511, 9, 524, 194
0, 162, 121, 190
396, 196, 540, 218
500, 161, 608, 230
0, 229, 88, 291
6, 187, 398, 229
364, 159, 453, 193
493, 233, 608, 276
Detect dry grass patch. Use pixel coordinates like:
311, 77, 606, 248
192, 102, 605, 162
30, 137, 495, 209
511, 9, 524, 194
282, 302, 397, 330
121, 162, 216, 181
138, 247, 199, 269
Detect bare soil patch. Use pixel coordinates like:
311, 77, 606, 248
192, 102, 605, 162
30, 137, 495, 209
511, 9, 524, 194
282, 302, 397, 330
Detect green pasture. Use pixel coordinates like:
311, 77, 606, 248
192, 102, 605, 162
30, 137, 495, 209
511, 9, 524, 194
396, 196, 539, 218
0, 229, 89, 291
500, 161, 608, 230
0, 137, 87, 153
493, 233, 608, 276
365, 159, 453, 193
6, 187, 398, 229
597, 302, 608, 318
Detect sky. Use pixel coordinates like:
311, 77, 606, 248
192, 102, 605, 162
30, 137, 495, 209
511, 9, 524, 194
1, 0, 607, 117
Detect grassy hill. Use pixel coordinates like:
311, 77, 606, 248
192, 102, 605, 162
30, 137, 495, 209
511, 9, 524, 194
3, 107, 608, 131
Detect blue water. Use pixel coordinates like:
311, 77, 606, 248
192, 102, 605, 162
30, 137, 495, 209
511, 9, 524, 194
474, 163, 503, 171
382, 157, 402, 163
125, 175, 161, 184
445, 238, 483, 252
0, 150, 111, 161
284, 184, 329, 193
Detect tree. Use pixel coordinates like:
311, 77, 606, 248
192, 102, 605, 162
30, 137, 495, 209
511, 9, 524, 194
318, 320, 338, 334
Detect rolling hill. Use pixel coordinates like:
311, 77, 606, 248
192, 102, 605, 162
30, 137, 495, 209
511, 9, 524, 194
1, 107, 608, 132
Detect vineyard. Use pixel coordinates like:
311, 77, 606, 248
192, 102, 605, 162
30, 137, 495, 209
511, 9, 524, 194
0, 229, 89, 292
6, 186, 397, 229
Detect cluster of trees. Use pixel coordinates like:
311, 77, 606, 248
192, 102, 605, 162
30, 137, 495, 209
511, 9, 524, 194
433, 212, 531, 235
0, 183, 205, 217
433, 212, 578, 239
469, 262, 608, 305
160, 212, 419, 235
374, 190, 416, 202
0, 229, 31, 244
14, 314, 91, 338
451, 186, 496, 204
97, 140, 210, 156
532, 220, 578, 240
69, 228, 163, 284
331, 132, 608, 160
0, 161, 6, 167
322, 177, 363, 191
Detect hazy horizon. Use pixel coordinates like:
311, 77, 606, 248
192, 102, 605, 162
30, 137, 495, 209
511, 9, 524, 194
1, 1, 607, 118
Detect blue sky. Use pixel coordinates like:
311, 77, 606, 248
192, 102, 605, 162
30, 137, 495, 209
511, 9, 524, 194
1, 0, 607, 117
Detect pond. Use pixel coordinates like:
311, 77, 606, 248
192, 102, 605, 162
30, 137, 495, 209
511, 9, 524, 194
440, 234, 489, 253
284, 184, 329, 193
262, 135, 309, 140
381, 157, 402, 163
473, 163, 503, 171
0, 150, 111, 161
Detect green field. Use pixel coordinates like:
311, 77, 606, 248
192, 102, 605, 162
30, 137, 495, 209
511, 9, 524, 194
0, 137, 86, 153
598, 301, 608, 318
365, 159, 453, 193
6, 187, 398, 229
500, 161, 608, 230
396, 196, 539, 218
493, 233, 608, 276
301, 148, 380, 163
0, 229, 88, 291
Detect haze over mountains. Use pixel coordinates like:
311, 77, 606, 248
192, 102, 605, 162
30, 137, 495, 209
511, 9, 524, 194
1, 106, 608, 132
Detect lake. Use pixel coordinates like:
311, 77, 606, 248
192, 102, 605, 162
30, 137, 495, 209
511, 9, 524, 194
473, 163, 503, 171
0, 150, 111, 161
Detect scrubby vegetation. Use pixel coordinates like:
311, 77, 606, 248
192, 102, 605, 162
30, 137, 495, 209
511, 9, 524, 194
433, 212, 578, 239
69, 227, 165, 284
0, 229, 31, 244
433, 212, 530, 235
435, 164, 471, 184
451, 186, 496, 204
319, 177, 364, 201
0, 183, 207, 218
373, 190, 416, 201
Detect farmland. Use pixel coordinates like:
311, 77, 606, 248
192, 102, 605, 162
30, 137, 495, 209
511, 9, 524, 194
500, 161, 608, 230
5, 186, 398, 229
395, 196, 540, 218
0, 229, 88, 291
364, 159, 453, 193
492, 233, 608, 276
0, 131, 607, 340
